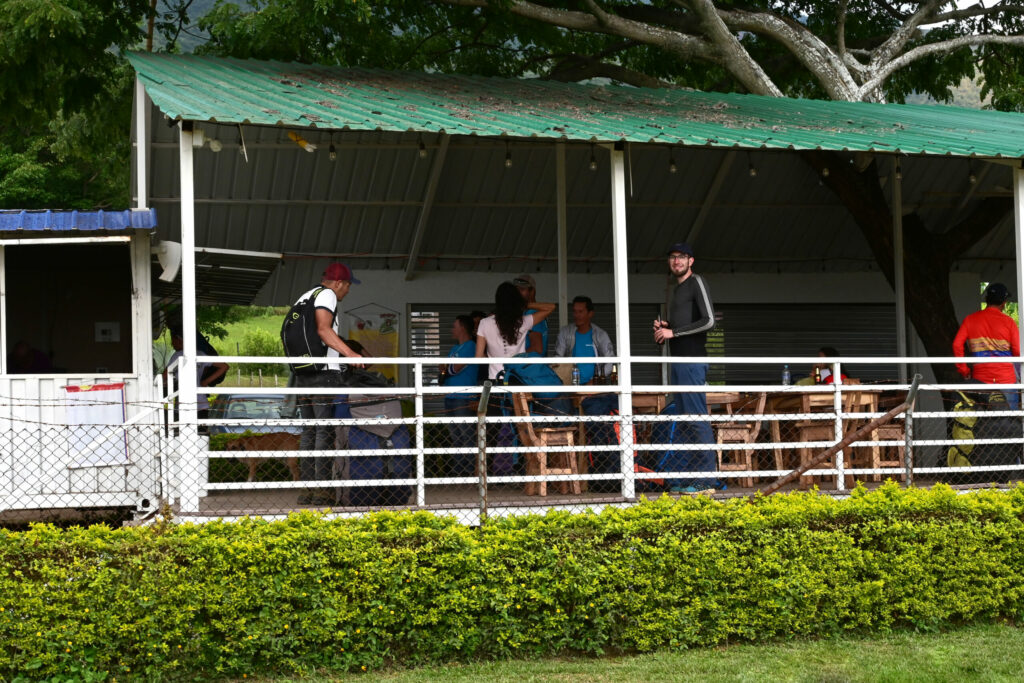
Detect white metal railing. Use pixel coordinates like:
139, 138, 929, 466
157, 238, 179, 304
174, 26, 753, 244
152, 354, 1024, 518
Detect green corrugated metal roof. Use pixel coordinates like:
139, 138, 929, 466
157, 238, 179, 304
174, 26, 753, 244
127, 51, 1024, 158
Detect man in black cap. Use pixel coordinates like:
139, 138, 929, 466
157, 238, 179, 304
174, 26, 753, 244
953, 282, 1020, 409
653, 242, 723, 491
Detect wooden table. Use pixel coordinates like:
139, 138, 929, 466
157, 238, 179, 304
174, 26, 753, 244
764, 387, 892, 484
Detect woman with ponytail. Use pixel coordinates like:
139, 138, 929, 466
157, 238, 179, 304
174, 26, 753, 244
476, 281, 555, 380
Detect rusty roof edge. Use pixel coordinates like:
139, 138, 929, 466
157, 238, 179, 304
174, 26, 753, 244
125, 52, 1024, 159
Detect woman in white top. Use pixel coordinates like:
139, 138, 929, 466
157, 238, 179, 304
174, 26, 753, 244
475, 281, 556, 380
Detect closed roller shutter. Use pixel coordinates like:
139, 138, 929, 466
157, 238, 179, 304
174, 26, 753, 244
715, 303, 898, 384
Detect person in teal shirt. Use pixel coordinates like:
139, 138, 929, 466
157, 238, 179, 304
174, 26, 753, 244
554, 296, 617, 491
514, 274, 549, 355
443, 315, 479, 478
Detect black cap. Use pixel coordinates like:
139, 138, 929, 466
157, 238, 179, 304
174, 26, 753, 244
666, 242, 693, 257
984, 282, 1011, 305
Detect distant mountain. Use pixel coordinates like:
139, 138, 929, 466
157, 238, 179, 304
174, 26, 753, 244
905, 75, 990, 109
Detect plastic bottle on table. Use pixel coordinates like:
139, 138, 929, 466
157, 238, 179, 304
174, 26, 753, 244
571, 364, 581, 386
781, 364, 791, 386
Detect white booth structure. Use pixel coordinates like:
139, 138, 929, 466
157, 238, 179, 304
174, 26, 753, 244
0, 209, 161, 520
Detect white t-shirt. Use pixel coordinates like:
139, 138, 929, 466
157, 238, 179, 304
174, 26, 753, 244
167, 350, 211, 411
292, 287, 341, 368
477, 313, 535, 379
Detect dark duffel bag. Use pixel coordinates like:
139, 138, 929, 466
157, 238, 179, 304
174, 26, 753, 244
347, 424, 413, 507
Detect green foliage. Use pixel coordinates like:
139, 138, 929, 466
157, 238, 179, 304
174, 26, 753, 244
3, 484, 1024, 679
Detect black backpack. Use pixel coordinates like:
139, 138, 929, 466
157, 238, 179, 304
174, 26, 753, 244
281, 286, 334, 374
197, 333, 227, 387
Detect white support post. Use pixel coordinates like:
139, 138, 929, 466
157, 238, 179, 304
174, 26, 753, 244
178, 122, 201, 512
833, 363, 845, 492
0, 245, 6, 375
610, 144, 635, 500
556, 142, 569, 328
892, 157, 907, 383
133, 76, 150, 210
414, 363, 426, 506
1015, 166, 1024, 357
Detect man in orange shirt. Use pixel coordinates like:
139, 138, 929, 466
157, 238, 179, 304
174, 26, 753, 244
953, 282, 1020, 409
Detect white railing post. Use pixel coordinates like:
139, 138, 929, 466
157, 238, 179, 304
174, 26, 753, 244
833, 361, 846, 491
414, 363, 426, 506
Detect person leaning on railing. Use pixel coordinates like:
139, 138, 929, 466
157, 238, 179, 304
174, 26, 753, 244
953, 282, 1021, 410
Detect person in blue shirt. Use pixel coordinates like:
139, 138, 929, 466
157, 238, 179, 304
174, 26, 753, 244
514, 274, 548, 355
554, 296, 617, 491
443, 315, 479, 478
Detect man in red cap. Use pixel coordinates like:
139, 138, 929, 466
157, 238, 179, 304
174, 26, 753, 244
953, 282, 1020, 410
285, 262, 365, 505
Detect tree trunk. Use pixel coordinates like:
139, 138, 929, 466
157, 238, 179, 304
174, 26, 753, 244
803, 151, 1010, 384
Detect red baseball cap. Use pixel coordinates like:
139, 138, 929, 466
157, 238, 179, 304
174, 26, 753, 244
323, 262, 360, 284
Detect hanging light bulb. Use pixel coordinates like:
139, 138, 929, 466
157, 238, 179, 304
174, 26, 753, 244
669, 149, 677, 174
748, 163, 757, 177
504, 142, 512, 169
208, 139, 223, 153
895, 164, 902, 180
418, 139, 427, 159
329, 143, 337, 162
821, 167, 830, 178
589, 145, 597, 171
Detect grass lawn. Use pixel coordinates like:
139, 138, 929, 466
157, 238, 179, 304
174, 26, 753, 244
273, 623, 1024, 682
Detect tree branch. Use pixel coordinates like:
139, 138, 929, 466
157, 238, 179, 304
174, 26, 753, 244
859, 33, 1024, 97
870, 0, 942, 69
943, 196, 1013, 258
679, 0, 784, 96
931, 3, 1024, 24
837, 0, 848, 60
718, 8, 859, 98
434, 0, 717, 62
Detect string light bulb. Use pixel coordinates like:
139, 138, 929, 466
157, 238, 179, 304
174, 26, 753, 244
418, 139, 427, 159
504, 141, 512, 169
329, 143, 337, 162
747, 151, 756, 177
669, 149, 677, 174
589, 145, 597, 171
821, 167, 830, 178
895, 164, 902, 180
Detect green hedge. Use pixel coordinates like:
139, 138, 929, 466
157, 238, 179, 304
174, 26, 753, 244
3, 484, 1024, 679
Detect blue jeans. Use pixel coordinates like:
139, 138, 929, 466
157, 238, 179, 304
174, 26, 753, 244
1000, 390, 1020, 411
670, 362, 721, 489
444, 397, 479, 478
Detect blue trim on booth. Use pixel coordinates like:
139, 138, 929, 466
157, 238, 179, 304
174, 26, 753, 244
0, 209, 157, 232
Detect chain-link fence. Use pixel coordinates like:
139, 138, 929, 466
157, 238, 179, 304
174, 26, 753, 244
3, 356, 1022, 526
